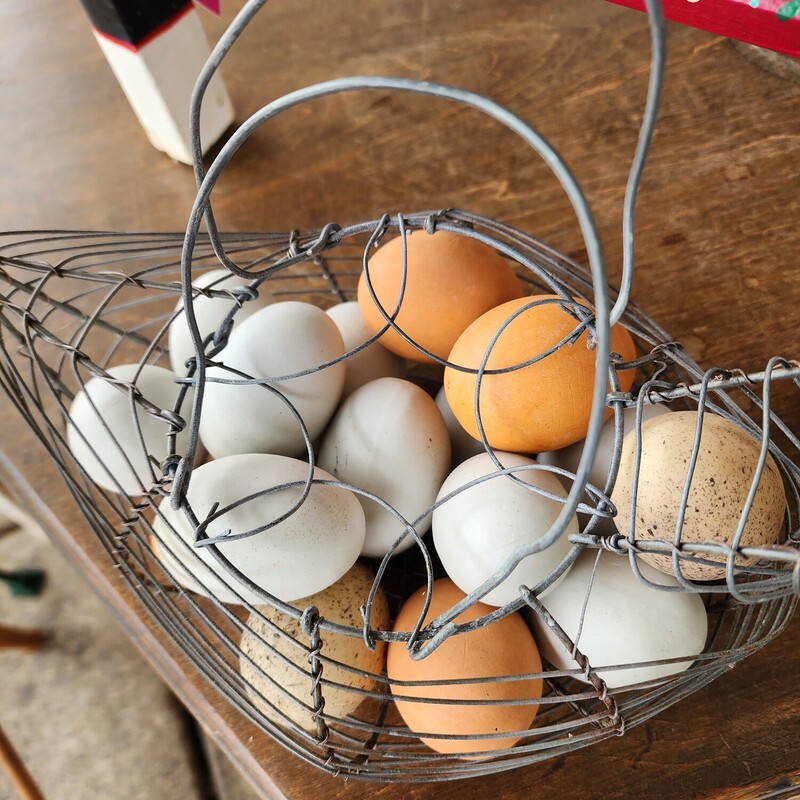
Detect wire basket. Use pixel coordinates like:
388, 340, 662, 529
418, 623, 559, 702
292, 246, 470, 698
1, 0, 800, 783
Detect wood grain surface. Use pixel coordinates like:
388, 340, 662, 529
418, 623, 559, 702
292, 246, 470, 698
1, 1, 799, 799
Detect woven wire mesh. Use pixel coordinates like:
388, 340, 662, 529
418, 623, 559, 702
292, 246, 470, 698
1, 0, 799, 783
0, 220, 798, 781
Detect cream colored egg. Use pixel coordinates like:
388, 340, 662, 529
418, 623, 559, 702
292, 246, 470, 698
168, 268, 273, 374
151, 453, 365, 603
67, 363, 193, 495
198, 301, 346, 459
432, 451, 578, 607
538, 403, 671, 532
149, 521, 239, 600
240, 563, 390, 732
317, 377, 450, 558
325, 301, 405, 398
529, 549, 708, 688
612, 410, 786, 580
434, 386, 486, 467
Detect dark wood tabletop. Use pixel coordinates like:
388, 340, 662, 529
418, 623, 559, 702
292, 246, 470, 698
2, 1, 800, 798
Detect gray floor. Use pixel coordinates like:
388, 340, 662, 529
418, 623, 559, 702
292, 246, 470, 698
0, 499, 258, 800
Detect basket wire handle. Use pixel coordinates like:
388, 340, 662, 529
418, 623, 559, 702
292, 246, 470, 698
176, 0, 668, 621
177, 74, 612, 561
188, 0, 665, 324
613, 0, 666, 327
189, 0, 267, 276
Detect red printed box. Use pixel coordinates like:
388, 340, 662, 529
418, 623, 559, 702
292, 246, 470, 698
607, 0, 800, 58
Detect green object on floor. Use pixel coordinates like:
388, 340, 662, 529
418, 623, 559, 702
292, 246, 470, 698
0, 568, 46, 597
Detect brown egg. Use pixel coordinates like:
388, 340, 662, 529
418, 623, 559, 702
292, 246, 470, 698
444, 295, 637, 453
612, 411, 786, 580
239, 563, 390, 732
357, 229, 522, 363
387, 578, 543, 757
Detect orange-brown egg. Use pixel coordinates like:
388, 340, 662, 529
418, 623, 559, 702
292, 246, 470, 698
443, 295, 637, 453
387, 578, 542, 757
357, 229, 522, 363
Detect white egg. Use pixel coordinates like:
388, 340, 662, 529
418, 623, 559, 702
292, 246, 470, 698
538, 403, 671, 532
325, 301, 405, 398
434, 386, 486, 466
317, 377, 450, 559
67, 363, 193, 495
151, 453, 365, 603
168, 268, 273, 375
432, 451, 578, 607
198, 301, 346, 459
150, 528, 213, 596
529, 549, 708, 688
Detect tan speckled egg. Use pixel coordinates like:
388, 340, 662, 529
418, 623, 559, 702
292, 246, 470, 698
612, 411, 786, 580
239, 563, 390, 732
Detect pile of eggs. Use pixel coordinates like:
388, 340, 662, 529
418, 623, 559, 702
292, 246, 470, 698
66, 227, 788, 756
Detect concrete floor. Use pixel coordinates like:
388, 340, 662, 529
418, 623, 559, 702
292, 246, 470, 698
0, 497, 258, 800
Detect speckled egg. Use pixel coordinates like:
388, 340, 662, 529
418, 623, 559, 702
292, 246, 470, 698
538, 403, 671, 533
612, 410, 786, 580
239, 563, 390, 732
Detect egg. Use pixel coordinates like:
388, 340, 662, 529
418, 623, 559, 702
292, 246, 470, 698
67, 363, 193, 495
325, 301, 406, 397
612, 410, 787, 580
168, 268, 273, 374
149, 532, 199, 592
432, 452, 577, 607
357, 229, 523, 363
388, 579, 543, 756
444, 295, 637, 453
198, 301, 346, 459
538, 403, 671, 532
240, 563, 390, 732
528, 549, 709, 688
151, 453, 365, 603
434, 386, 486, 466
317, 377, 451, 558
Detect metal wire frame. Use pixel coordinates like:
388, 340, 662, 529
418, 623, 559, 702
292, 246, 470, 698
0, 0, 798, 782
0, 226, 799, 780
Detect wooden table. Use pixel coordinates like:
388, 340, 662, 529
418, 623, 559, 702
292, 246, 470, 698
2, 1, 799, 798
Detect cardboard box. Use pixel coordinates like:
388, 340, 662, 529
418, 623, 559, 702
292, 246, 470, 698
81, 0, 235, 164
607, 0, 800, 58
